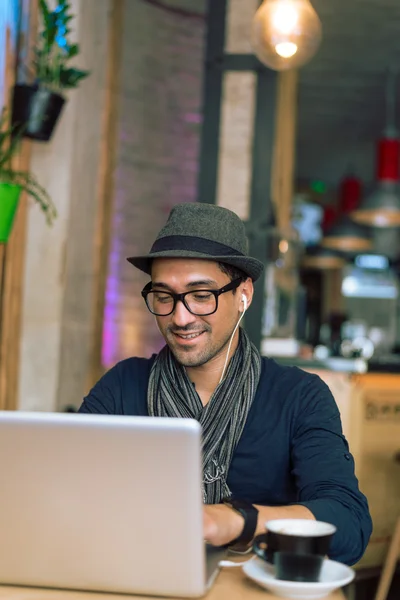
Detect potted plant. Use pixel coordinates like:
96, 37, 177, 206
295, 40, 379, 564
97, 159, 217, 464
12, 0, 90, 142
0, 108, 57, 242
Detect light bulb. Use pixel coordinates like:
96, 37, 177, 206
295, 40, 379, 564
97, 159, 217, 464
276, 42, 298, 58
251, 0, 322, 71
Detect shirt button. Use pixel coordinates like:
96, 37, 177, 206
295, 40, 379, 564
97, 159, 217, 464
344, 453, 351, 460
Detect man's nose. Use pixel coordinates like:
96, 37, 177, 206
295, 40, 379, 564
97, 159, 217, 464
171, 299, 197, 327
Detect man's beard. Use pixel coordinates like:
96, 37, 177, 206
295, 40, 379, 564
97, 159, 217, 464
165, 323, 235, 368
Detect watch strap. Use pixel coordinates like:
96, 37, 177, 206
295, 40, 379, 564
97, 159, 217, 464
223, 498, 258, 546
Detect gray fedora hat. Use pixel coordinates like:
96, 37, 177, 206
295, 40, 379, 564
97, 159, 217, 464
127, 202, 264, 281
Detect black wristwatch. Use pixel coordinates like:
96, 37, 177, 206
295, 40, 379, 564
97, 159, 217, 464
222, 498, 259, 547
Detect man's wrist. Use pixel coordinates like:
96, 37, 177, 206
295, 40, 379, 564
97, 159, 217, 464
203, 503, 244, 547
224, 504, 246, 542
222, 499, 259, 546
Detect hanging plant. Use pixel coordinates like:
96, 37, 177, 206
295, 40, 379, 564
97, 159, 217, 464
12, 0, 90, 142
0, 108, 57, 242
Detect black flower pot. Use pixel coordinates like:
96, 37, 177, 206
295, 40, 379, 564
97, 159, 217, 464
12, 84, 66, 142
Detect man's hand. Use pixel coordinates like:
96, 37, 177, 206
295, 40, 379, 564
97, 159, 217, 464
203, 502, 315, 547
203, 504, 244, 547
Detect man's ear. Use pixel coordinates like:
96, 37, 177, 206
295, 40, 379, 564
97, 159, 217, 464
240, 278, 254, 310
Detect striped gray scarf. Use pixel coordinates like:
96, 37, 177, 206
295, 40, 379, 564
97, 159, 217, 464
147, 328, 262, 504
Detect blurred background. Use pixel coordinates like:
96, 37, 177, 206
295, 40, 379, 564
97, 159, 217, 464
0, 1, 400, 597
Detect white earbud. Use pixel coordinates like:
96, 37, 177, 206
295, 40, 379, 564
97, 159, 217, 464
241, 294, 248, 312
219, 293, 248, 384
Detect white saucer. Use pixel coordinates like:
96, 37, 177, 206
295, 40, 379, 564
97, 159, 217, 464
242, 557, 355, 599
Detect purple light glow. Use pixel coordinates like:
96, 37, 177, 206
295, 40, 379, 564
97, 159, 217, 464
101, 4, 205, 369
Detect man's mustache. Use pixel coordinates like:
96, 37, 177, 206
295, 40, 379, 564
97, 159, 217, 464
167, 325, 211, 334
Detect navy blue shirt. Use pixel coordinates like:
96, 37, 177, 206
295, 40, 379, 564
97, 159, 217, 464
80, 356, 372, 565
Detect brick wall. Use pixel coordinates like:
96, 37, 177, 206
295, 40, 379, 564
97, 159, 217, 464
102, 1, 206, 368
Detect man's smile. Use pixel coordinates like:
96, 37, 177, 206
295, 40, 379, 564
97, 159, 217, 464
175, 332, 203, 340
170, 329, 207, 345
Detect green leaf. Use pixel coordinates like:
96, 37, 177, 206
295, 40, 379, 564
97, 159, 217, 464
39, 1, 57, 48
38, 0, 51, 27
67, 44, 79, 58
0, 108, 24, 169
5, 169, 57, 224
0, 106, 57, 225
32, 0, 90, 91
59, 67, 90, 88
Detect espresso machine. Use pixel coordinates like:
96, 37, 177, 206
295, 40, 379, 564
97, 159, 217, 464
340, 254, 399, 358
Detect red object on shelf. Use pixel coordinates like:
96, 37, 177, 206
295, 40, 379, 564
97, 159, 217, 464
322, 205, 337, 232
339, 174, 363, 214
376, 138, 400, 181
339, 175, 362, 214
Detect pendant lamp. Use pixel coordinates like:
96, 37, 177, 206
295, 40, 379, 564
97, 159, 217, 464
251, 0, 322, 71
351, 69, 400, 227
302, 246, 345, 270
321, 173, 372, 253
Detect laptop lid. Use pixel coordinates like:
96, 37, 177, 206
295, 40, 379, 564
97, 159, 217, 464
0, 411, 211, 597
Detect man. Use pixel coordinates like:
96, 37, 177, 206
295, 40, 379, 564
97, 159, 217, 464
80, 202, 372, 565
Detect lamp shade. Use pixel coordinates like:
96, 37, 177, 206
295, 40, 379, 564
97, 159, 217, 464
302, 246, 346, 270
351, 136, 400, 227
351, 180, 400, 227
321, 215, 372, 253
322, 172, 372, 252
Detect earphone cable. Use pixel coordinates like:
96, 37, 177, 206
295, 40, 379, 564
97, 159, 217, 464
218, 303, 247, 385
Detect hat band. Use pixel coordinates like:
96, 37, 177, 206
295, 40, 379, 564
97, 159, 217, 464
151, 235, 245, 258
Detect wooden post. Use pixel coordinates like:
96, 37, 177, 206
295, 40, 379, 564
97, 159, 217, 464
0, 0, 37, 410
270, 69, 299, 231
374, 515, 400, 600
267, 69, 299, 304
86, 0, 124, 390
0, 26, 17, 410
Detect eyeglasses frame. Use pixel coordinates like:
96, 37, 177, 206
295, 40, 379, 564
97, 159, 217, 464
141, 277, 243, 316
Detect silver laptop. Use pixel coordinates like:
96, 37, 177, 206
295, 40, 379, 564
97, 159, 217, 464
0, 411, 226, 597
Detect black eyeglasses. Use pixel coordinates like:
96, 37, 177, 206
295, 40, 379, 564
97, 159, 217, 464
141, 277, 243, 316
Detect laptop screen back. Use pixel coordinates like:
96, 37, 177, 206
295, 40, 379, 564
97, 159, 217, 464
0, 412, 207, 597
